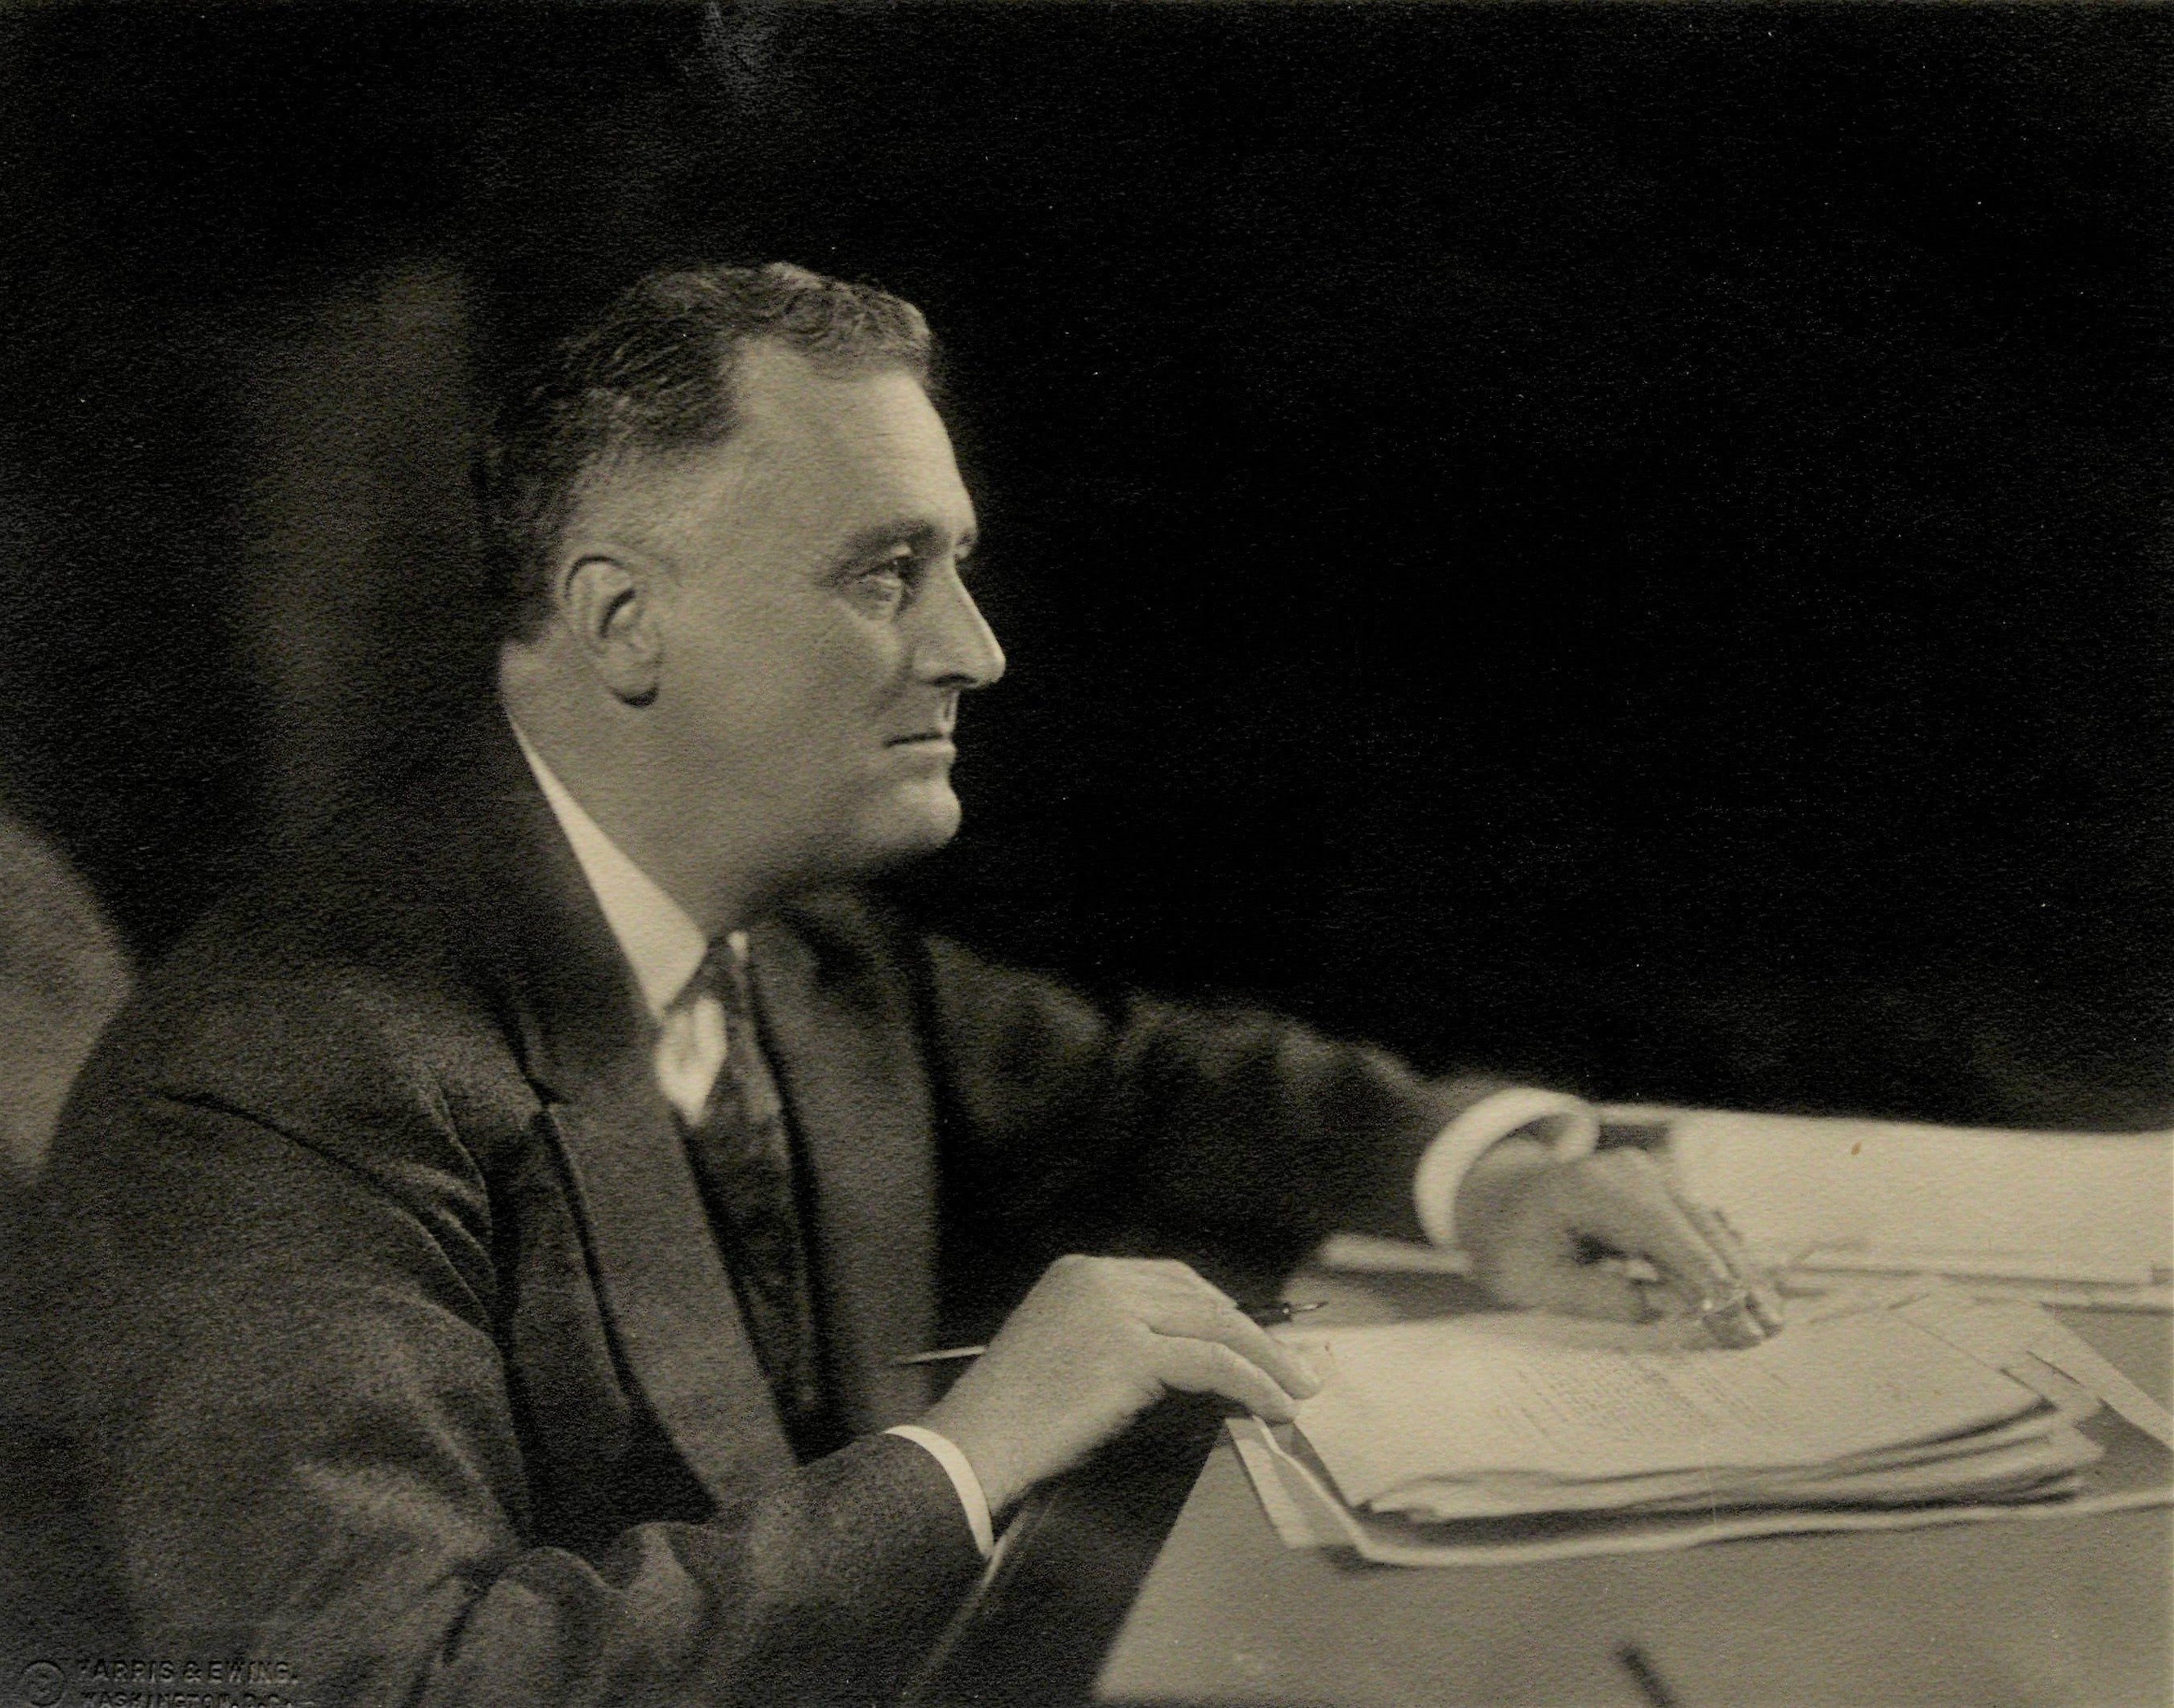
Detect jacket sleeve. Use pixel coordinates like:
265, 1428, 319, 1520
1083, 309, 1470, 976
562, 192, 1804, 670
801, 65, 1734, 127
40, 1011, 982, 1708
908, 927, 1515, 1298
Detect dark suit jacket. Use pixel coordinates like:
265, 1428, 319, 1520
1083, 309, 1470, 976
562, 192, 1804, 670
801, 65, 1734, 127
37, 718, 1496, 1706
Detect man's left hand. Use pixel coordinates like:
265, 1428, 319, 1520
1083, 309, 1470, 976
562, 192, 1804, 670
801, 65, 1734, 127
1452, 1136, 1786, 1347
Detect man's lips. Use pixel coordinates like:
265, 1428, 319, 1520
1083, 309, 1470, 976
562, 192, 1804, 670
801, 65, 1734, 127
885, 729, 955, 746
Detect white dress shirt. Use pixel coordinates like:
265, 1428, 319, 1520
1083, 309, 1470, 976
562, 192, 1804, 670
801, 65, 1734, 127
509, 720, 1592, 1556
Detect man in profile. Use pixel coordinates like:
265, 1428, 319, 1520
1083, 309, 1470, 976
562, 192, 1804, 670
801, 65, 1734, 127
41, 264, 1772, 1705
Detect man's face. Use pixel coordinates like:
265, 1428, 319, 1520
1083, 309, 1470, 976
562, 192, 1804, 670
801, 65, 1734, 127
640, 340, 1004, 900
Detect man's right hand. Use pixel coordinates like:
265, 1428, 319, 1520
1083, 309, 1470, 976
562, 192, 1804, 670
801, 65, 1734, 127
918, 1255, 1324, 1515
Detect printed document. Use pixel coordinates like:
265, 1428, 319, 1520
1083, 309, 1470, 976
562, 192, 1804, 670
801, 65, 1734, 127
1237, 1287, 2173, 1566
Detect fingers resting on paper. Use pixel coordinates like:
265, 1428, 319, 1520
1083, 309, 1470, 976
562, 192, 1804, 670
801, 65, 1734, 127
919, 1254, 1325, 1514
1455, 1138, 1784, 1346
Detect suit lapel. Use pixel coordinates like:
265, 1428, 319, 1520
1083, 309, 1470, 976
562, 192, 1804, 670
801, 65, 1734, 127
463, 724, 794, 1503
750, 912, 939, 1435
533, 1090, 796, 1501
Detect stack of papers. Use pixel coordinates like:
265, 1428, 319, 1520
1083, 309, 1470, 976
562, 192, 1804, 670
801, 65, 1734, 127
1234, 1286, 2174, 1567
1298, 1296, 2097, 1523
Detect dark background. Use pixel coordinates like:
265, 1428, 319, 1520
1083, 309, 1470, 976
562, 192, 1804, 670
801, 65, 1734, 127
3, 2, 2169, 1128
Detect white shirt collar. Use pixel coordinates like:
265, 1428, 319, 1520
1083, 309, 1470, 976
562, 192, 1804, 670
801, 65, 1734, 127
509, 717, 709, 1020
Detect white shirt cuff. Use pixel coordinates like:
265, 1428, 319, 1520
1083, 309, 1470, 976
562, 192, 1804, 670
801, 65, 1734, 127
1413, 1087, 1602, 1249
884, 1424, 995, 1557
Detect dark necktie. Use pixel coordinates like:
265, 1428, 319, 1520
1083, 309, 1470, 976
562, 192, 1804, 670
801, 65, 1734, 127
675, 938, 833, 1454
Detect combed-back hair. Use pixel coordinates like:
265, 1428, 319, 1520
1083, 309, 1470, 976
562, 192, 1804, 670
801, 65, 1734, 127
477, 262, 936, 643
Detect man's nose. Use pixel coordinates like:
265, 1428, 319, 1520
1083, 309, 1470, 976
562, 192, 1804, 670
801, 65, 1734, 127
912, 566, 1007, 689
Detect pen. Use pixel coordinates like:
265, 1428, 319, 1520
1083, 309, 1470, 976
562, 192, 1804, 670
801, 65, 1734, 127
1615, 1643, 1682, 1708
1679, 1200, 1785, 1337
891, 1301, 1326, 1366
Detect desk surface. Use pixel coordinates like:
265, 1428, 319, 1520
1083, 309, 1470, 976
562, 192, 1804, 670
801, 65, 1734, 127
1096, 1275, 2174, 1708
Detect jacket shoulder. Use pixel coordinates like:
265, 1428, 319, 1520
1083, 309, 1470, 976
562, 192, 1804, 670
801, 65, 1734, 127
54, 814, 540, 1227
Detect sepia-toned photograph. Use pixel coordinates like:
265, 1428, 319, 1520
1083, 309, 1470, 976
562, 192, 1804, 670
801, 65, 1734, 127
1, 4, 2168, 1704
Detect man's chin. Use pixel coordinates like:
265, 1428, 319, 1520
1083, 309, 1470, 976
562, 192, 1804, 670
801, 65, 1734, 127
845, 784, 963, 870
763, 783, 963, 900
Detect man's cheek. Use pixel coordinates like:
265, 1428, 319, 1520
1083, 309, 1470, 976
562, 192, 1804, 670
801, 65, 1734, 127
809, 614, 911, 695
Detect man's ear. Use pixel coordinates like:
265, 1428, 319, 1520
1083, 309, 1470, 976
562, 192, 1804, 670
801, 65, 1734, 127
555, 546, 666, 705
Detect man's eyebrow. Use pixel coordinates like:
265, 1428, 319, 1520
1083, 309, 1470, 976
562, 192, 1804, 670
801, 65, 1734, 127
836, 519, 979, 561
